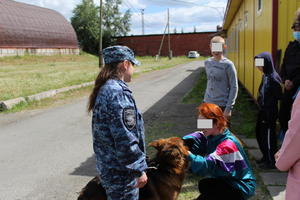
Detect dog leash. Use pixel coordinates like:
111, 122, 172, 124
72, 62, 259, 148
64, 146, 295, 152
146, 166, 158, 171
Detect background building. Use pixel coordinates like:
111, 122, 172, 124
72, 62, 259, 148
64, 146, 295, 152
116, 32, 216, 57
223, 0, 300, 98
0, 0, 79, 57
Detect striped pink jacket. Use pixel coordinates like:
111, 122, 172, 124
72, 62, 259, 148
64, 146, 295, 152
276, 92, 300, 200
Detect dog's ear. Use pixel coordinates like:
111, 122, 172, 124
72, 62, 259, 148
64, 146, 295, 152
168, 137, 190, 156
149, 138, 165, 150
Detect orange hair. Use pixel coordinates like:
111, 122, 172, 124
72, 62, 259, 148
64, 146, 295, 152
198, 103, 227, 132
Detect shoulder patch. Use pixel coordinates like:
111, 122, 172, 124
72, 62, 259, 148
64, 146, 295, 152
123, 107, 136, 130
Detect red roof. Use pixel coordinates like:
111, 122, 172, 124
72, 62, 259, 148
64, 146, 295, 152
0, 0, 78, 48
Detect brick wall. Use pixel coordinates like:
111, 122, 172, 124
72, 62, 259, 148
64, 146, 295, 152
116, 32, 216, 57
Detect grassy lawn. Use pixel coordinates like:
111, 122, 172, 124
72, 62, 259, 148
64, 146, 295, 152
0, 53, 199, 112
0, 54, 195, 102
0, 53, 98, 101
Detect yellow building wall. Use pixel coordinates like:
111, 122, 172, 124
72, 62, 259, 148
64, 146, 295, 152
226, 16, 240, 85
225, 0, 300, 98
244, 0, 254, 95
225, 10, 238, 92
278, 0, 300, 64
238, 2, 246, 85
226, 0, 271, 98
253, 0, 273, 99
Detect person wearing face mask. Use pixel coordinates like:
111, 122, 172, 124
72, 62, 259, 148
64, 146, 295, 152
254, 52, 282, 169
182, 103, 256, 200
279, 9, 300, 139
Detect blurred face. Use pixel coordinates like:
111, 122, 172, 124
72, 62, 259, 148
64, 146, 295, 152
255, 58, 264, 73
123, 60, 134, 82
210, 42, 224, 59
197, 114, 219, 137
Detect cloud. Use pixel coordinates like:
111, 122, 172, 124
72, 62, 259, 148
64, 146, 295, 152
129, 3, 225, 35
15, 0, 81, 20
14, 0, 227, 35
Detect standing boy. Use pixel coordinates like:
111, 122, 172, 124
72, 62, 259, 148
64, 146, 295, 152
203, 36, 238, 119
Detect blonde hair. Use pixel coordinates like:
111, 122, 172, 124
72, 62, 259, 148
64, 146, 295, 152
211, 36, 225, 44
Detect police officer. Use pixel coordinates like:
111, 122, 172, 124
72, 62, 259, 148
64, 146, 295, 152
88, 45, 148, 200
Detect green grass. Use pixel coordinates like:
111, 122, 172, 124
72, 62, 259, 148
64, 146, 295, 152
0, 86, 93, 114
0, 53, 99, 101
0, 54, 195, 102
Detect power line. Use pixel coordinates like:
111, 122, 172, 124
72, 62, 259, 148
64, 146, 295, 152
122, 0, 154, 31
148, 0, 225, 21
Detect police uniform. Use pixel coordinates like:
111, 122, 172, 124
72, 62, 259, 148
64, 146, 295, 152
92, 46, 147, 200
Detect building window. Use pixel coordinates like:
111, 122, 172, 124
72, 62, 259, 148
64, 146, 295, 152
257, 0, 263, 15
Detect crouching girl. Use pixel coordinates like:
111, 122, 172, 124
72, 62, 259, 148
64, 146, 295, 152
183, 103, 256, 200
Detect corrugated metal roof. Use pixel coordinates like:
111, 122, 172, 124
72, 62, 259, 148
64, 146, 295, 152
0, 0, 78, 48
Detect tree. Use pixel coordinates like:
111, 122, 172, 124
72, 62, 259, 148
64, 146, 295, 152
102, 0, 131, 47
71, 0, 99, 54
71, 0, 131, 54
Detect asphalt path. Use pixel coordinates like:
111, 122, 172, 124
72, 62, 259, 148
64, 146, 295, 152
0, 60, 203, 200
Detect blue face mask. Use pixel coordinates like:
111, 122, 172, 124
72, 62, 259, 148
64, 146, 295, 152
293, 31, 300, 41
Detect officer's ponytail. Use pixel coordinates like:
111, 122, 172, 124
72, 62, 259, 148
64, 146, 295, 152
88, 62, 122, 112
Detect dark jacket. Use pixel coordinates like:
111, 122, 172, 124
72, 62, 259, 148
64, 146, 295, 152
281, 40, 300, 90
255, 52, 282, 112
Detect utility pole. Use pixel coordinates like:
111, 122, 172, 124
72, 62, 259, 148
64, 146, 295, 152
99, 0, 104, 68
141, 9, 145, 35
167, 8, 172, 60
156, 23, 168, 60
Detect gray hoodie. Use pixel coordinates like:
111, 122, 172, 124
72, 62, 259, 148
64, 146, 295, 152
204, 57, 238, 113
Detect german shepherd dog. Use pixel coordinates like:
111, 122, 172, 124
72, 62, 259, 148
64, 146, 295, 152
77, 137, 189, 200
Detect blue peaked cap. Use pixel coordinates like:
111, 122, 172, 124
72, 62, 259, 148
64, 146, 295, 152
103, 45, 140, 66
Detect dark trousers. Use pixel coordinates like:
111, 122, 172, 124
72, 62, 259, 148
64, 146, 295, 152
196, 178, 244, 200
255, 111, 277, 164
279, 89, 297, 134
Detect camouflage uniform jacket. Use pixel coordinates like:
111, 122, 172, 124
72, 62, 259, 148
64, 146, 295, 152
92, 79, 147, 179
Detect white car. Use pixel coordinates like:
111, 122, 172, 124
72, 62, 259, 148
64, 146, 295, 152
188, 51, 200, 58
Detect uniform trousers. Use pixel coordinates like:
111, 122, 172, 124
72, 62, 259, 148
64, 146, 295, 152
100, 172, 138, 200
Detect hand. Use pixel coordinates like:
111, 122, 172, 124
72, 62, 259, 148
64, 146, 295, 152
135, 172, 147, 188
224, 110, 232, 118
285, 80, 294, 90
275, 150, 281, 162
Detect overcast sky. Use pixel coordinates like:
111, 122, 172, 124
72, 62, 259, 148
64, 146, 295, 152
15, 0, 228, 35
